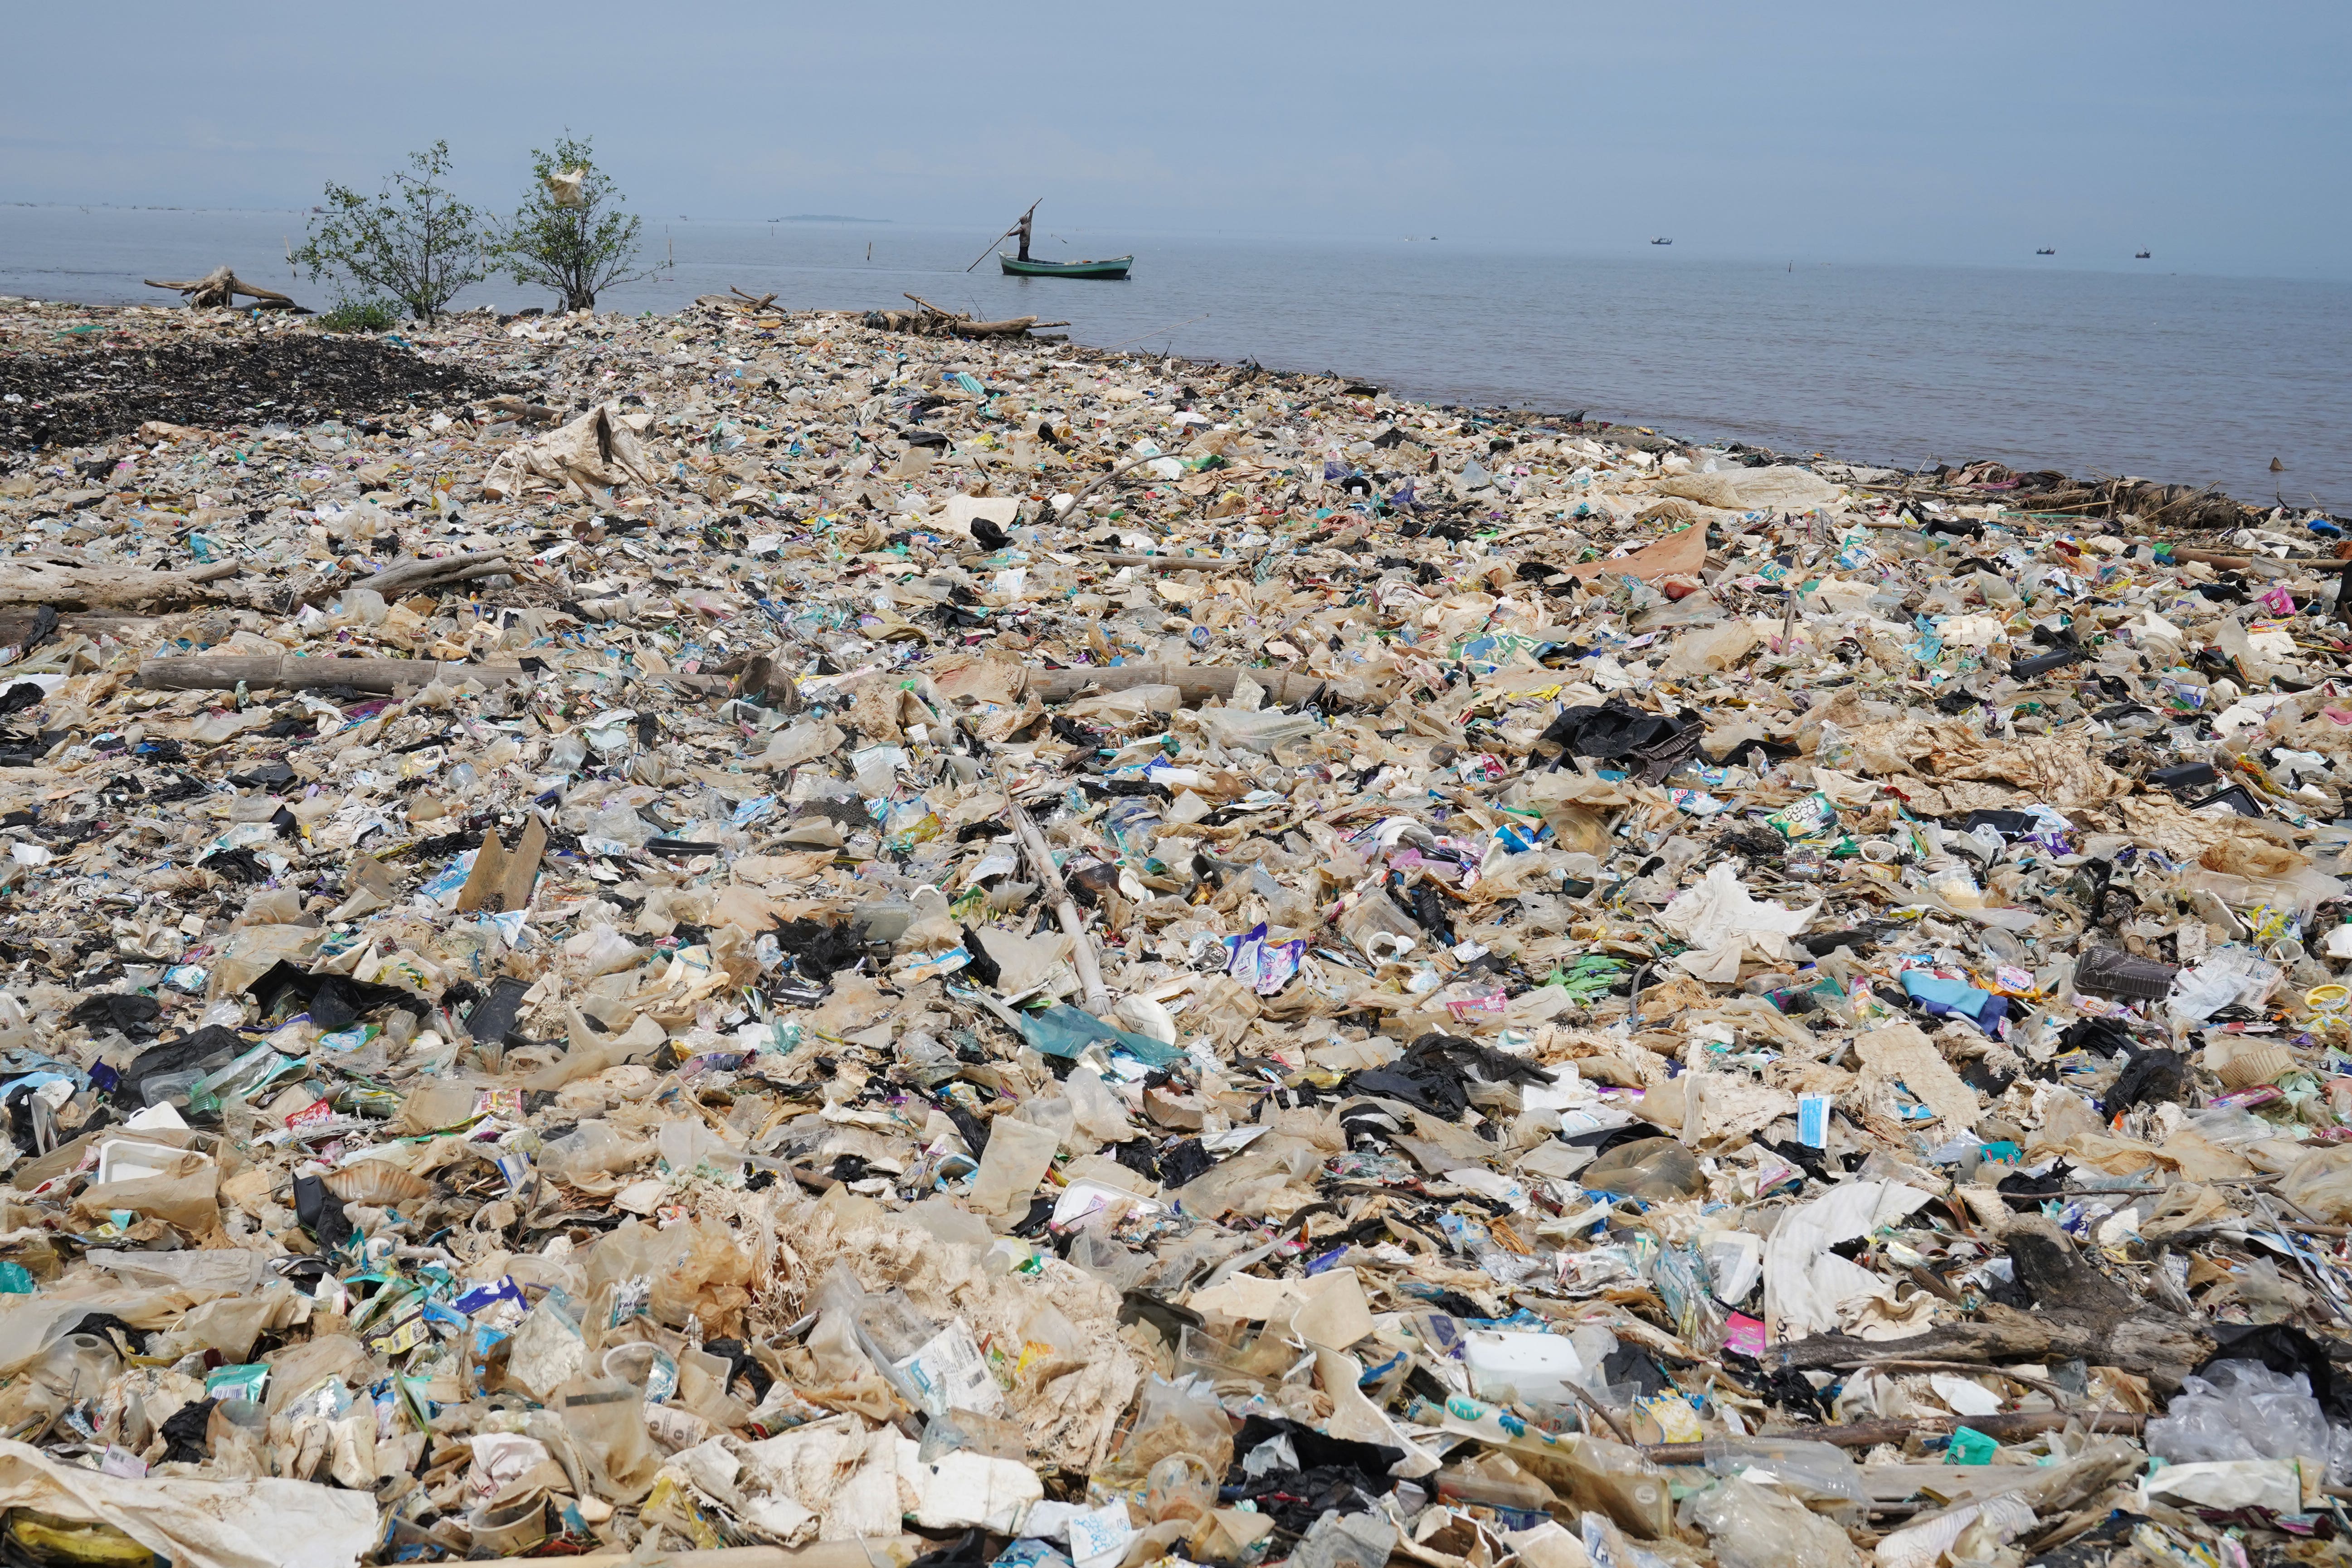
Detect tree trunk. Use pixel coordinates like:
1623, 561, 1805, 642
1773, 1219, 2215, 1391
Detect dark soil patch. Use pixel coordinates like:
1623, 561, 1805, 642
0, 333, 516, 451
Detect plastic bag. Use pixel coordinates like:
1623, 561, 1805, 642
1700, 1437, 1866, 1514
1065, 1226, 1151, 1292
204, 923, 323, 1001
1288, 1510, 1398, 1568
757, 719, 846, 770
2146, 1359, 2332, 1466
538, 1123, 647, 1187
649, 1218, 754, 1336
1681, 1476, 1864, 1568
552, 1373, 661, 1503
1582, 1137, 1701, 1200
1065, 1065, 1139, 1145
2279, 1146, 2352, 1222
1093, 1375, 1235, 1507
1017, 1003, 1181, 1066
1511, 1433, 1672, 1540
969, 1114, 1059, 1227
566, 923, 652, 976
585, 1218, 752, 1336
2168, 945, 2283, 1025
1197, 707, 1319, 755
845, 1287, 1003, 1417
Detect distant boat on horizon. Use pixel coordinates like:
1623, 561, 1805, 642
2136, 249, 2152, 259
1651, 237, 1672, 246
975, 199, 1133, 280
2035, 247, 2057, 255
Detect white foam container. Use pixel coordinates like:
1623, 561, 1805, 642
1463, 1329, 1585, 1404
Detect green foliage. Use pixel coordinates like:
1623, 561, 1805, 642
293, 141, 491, 323
316, 298, 401, 334
497, 133, 659, 313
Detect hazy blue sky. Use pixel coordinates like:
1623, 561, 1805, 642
6, 0, 2347, 277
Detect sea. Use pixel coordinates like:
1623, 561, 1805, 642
5, 203, 2347, 513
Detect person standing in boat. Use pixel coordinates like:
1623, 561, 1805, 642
1015, 201, 1038, 262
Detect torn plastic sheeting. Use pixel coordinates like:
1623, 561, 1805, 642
482, 401, 659, 500
1851, 1022, 1981, 1130
1562, 523, 1709, 583
898, 1444, 1042, 1533
1762, 1181, 1933, 1341
1898, 971, 2006, 1033
1872, 1493, 2036, 1568
1656, 863, 1819, 981
2140, 1457, 2304, 1514
0, 1437, 377, 1568
1313, 1347, 1441, 1477
1016, 1003, 1183, 1065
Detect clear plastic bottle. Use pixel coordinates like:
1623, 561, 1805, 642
1145, 1453, 1218, 1526
35, 1333, 117, 1405
1979, 926, 2028, 966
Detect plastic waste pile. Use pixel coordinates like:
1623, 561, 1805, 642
2, 286, 2352, 1568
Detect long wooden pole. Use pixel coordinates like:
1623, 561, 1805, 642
1000, 777, 1113, 1018
133, 654, 730, 698
1639, 1409, 2146, 1465
468, 1537, 926, 1568
964, 198, 1042, 271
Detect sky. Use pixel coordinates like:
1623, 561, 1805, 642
5, 0, 2348, 278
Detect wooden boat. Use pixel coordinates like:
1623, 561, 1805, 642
998, 253, 1133, 280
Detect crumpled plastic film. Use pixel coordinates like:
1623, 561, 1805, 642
0, 285, 2347, 1565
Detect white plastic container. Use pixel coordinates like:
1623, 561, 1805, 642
1462, 1330, 1585, 1405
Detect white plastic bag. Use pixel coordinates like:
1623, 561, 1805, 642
2146, 1359, 2331, 1466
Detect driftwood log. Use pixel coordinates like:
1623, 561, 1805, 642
1024, 662, 1325, 708
484, 395, 563, 427
137, 656, 533, 694
1774, 1220, 2214, 1392
999, 774, 1112, 1018
0, 560, 245, 611
1096, 553, 1250, 572
144, 268, 305, 312
133, 654, 731, 698
873, 294, 1070, 340
0, 609, 153, 648
343, 550, 514, 599
1053, 452, 1163, 515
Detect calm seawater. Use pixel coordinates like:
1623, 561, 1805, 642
5, 204, 2346, 511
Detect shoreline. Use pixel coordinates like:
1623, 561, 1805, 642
0, 292, 2321, 538
3, 215, 2342, 515
0, 290, 2346, 1568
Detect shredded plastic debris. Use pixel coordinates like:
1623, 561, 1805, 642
0, 287, 2347, 1566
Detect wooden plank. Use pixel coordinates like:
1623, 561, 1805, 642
454, 833, 507, 912
498, 815, 548, 912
